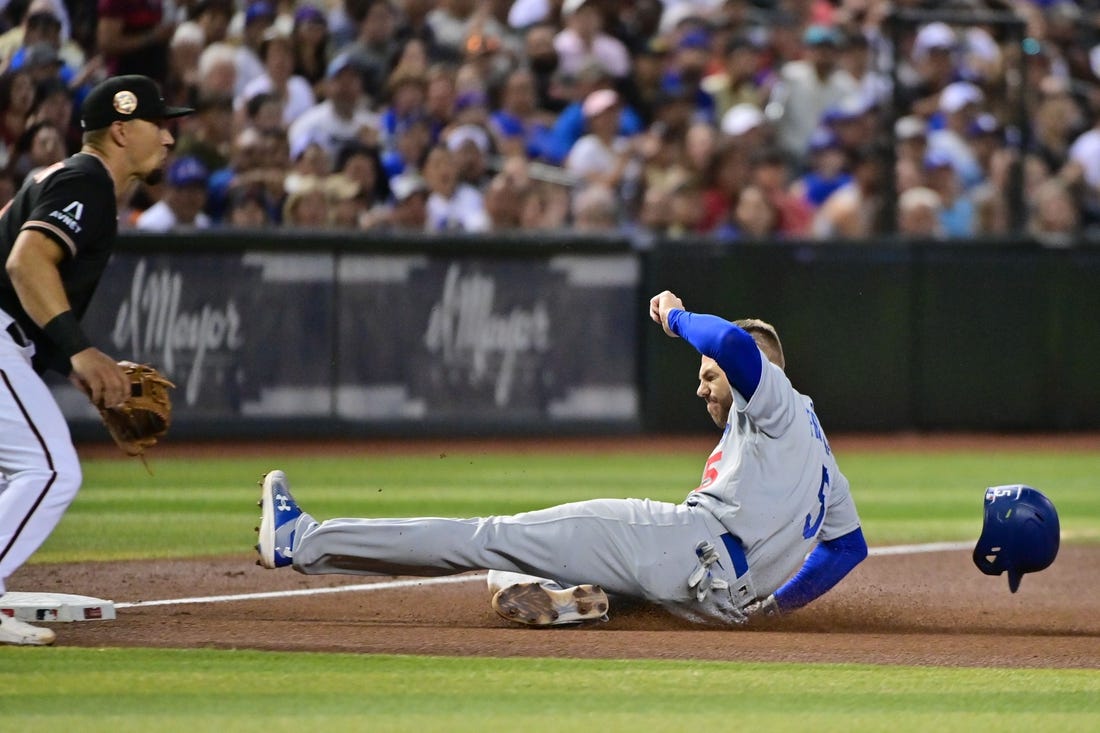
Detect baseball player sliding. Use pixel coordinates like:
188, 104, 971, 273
0, 76, 192, 645
256, 291, 868, 626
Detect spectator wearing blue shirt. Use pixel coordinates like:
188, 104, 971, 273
378, 68, 431, 151
658, 28, 717, 125
923, 149, 975, 238
14, 43, 72, 88
489, 67, 554, 160
543, 71, 643, 165
927, 81, 986, 190
380, 115, 433, 180
792, 128, 851, 210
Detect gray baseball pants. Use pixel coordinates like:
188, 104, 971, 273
290, 497, 756, 624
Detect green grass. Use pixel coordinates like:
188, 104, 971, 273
845, 452, 1100, 544
36, 448, 1100, 561
1, 649, 1098, 733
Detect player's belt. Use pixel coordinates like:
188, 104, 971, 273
719, 533, 749, 578
5, 321, 28, 347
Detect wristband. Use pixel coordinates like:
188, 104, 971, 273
43, 311, 91, 358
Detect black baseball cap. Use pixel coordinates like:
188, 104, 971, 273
80, 75, 194, 131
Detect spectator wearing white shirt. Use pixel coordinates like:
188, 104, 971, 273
236, 27, 316, 128
196, 42, 238, 101
1067, 118, 1100, 203
553, 0, 631, 79
423, 144, 490, 232
425, 0, 476, 59
768, 25, 858, 160
444, 123, 492, 187
136, 156, 213, 232
288, 52, 381, 162
564, 89, 641, 200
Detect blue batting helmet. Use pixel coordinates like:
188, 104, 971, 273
973, 485, 1060, 593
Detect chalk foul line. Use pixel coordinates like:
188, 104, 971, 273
114, 573, 489, 609
867, 540, 973, 556
113, 540, 986, 610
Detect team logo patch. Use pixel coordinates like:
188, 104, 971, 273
61, 201, 84, 221
113, 91, 138, 115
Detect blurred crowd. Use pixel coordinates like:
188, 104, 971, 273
1, 0, 1099, 244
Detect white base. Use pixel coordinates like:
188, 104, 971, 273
1, 592, 116, 622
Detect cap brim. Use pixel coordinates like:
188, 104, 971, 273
164, 105, 195, 119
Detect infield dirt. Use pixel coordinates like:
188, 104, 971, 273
10, 434, 1100, 668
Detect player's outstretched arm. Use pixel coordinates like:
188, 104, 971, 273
651, 293, 764, 400
746, 527, 869, 619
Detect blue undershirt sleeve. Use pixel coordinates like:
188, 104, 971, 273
667, 309, 763, 399
773, 527, 868, 612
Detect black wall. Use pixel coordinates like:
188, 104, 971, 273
643, 240, 1100, 432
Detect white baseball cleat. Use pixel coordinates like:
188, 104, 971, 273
0, 614, 56, 645
492, 582, 609, 626
256, 470, 304, 569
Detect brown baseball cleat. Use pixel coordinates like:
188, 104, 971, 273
492, 582, 609, 626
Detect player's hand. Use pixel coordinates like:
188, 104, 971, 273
743, 594, 781, 621
649, 290, 684, 338
69, 348, 130, 408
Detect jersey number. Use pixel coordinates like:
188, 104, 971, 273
802, 465, 829, 539
695, 451, 722, 491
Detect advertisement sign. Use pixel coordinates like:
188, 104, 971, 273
337, 254, 640, 425
55, 252, 336, 421
55, 250, 639, 431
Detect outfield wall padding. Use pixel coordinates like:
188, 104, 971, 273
54, 232, 1100, 440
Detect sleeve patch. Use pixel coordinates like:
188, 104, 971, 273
46, 200, 85, 232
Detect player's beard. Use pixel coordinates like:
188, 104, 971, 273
708, 399, 730, 429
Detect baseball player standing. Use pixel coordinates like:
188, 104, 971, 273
0, 76, 192, 645
256, 290, 868, 626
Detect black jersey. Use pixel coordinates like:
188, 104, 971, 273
0, 152, 118, 375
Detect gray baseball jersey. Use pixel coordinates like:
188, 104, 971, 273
685, 356, 861, 595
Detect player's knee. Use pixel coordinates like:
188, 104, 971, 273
39, 445, 83, 506
53, 460, 82, 498
10, 461, 80, 506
